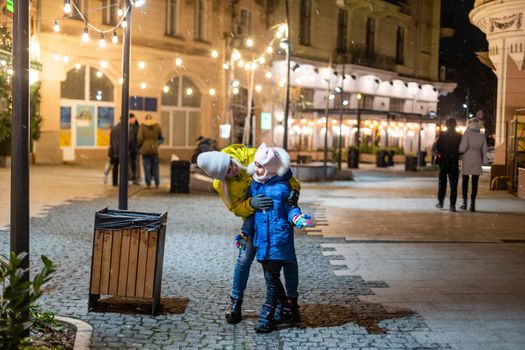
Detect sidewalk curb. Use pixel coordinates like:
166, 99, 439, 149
55, 316, 92, 350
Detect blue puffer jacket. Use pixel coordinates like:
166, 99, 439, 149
250, 169, 301, 262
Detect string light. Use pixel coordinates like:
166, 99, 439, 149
244, 63, 251, 71
265, 72, 272, 79
99, 32, 106, 48
267, 46, 273, 54
246, 38, 254, 48
96, 71, 103, 78
237, 60, 244, 68
231, 50, 241, 61
175, 57, 182, 66
118, 77, 124, 84
186, 87, 193, 96
64, 0, 72, 14
75, 63, 81, 70
255, 85, 262, 93
251, 63, 257, 71
140, 82, 147, 89
118, 5, 124, 17
121, 18, 128, 28
232, 87, 239, 95
209, 88, 216, 96
211, 49, 219, 58
82, 26, 89, 42
222, 63, 230, 70
54, 20, 60, 33
112, 31, 118, 44
258, 57, 266, 64
163, 86, 169, 93
100, 60, 108, 68
232, 80, 240, 88
138, 61, 145, 69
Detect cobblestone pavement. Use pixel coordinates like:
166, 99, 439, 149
1, 187, 449, 349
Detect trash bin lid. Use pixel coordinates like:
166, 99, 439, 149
95, 208, 165, 231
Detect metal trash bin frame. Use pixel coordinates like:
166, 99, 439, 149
88, 208, 167, 315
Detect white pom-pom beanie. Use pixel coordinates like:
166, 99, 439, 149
197, 151, 231, 180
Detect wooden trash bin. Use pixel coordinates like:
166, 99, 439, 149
88, 208, 167, 315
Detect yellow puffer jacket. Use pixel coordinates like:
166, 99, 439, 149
212, 144, 301, 220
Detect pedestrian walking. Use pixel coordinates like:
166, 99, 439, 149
246, 144, 312, 333
459, 118, 488, 212
435, 118, 462, 212
138, 114, 163, 188
108, 122, 121, 187
129, 113, 140, 185
196, 144, 301, 325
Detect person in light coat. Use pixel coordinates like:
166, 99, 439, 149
459, 118, 488, 212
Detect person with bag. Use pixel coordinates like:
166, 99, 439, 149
138, 114, 163, 188
435, 118, 462, 211
459, 118, 488, 212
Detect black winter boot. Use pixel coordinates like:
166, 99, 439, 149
470, 200, 476, 212
225, 297, 243, 324
254, 304, 276, 333
459, 200, 467, 210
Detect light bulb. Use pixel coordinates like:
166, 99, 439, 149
163, 86, 169, 93
63, 56, 70, 63
140, 82, 147, 89
209, 88, 216, 96
96, 71, 103, 78
118, 7, 124, 17
54, 20, 60, 33
138, 61, 145, 69
255, 85, 262, 93
100, 60, 108, 68
99, 33, 106, 48
211, 50, 219, 58
267, 46, 273, 54
112, 31, 118, 44
246, 38, 254, 48
258, 57, 265, 64
222, 63, 229, 70
75, 63, 81, 70
175, 57, 182, 66
82, 27, 89, 42
232, 87, 239, 95
64, 0, 71, 14
186, 88, 193, 96
265, 72, 272, 79
121, 19, 128, 28
118, 77, 124, 84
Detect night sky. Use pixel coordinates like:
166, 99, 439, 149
438, 0, 497, 135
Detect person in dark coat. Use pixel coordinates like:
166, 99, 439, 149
109, 122, 121, 187
138, 114, 163, 188
128, 113, 140, 184
436, 118, 462, 211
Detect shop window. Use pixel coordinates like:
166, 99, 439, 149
337, 9, 348, 53
161, 76, 202, 147
366, 17, 375, 59
102, 0, 118, 26
195, 0, 206, 40
61, 66, 85, 100
396, 26, 405, 65
90, 67, 114, 102
299, 0, 311, 46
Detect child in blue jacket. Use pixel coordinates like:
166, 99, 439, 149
247, 143, 312, 333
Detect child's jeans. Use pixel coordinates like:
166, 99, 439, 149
231, 215, 299, 300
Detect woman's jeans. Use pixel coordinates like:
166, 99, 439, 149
142, 154, 159, 186
231, 215, 299, 300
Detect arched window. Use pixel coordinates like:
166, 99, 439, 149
60, 65, 115, 148
161, 76, 201, 147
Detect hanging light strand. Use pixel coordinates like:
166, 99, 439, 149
67, 1, 131, 35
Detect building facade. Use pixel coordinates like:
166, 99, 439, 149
470, 0, 525, 165
1, 0, 455, 163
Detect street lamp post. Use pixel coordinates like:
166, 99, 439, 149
118, 0, 132, 210
282, 0, 291, 150
337, 61, 346, 170
11, 0, 31, 336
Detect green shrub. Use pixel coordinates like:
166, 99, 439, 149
0, 252, 55, 349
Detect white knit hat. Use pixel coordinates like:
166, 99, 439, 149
197, 151, 231, 180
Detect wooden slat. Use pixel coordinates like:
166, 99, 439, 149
144, 231, 158, 298
99, 230, 113, 294
108, 230, 122, 295
90, 229, 105, 294
117, 229, 131, 296
135, 230, 149, 298
126, 228, 140, 297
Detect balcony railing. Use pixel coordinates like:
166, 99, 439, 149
338, 45, 396, 71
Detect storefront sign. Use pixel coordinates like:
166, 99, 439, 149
260, 112, 272, 130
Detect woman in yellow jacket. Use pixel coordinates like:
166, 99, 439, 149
197, 144, 301, 325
